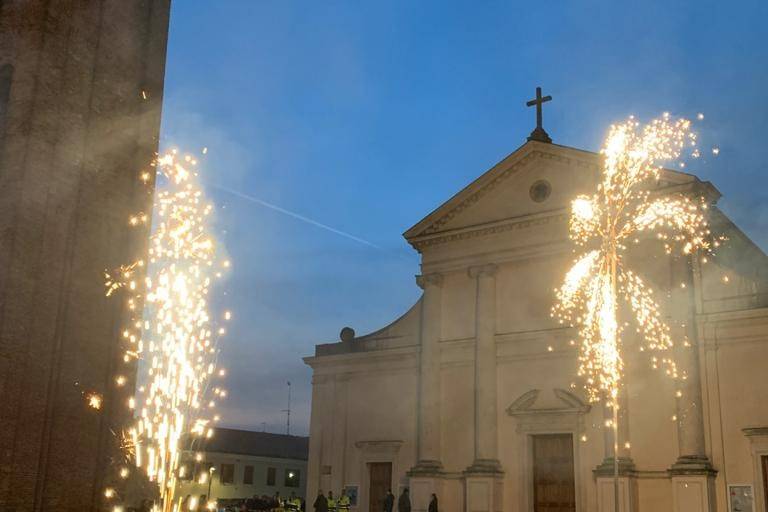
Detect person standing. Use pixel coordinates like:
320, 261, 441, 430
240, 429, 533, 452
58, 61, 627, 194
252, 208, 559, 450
338, 489, 351, 512
383, 489, 394, 512
286, 493, 297, 511
275, 492, 284, 511
314, 490, 329, 512
428, 494, 438, 512
290, 492, 302, 512
327, 491, 337, 512
398, 488, 410, 512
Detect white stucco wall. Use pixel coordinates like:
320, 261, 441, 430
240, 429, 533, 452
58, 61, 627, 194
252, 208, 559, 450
305, 141, 768, 512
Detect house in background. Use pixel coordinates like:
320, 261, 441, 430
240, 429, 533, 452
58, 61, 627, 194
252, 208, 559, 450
177, 428, 309, 503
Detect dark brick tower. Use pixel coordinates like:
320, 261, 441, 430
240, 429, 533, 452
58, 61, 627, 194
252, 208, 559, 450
0, 2, 171, 510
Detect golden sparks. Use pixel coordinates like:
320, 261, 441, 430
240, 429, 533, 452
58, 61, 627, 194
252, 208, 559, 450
87, 392, 103, 410
104, 151, 231, 512
552, 114, 715, 405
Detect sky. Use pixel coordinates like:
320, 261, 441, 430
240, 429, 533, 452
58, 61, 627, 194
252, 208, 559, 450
159, 0, 768, 435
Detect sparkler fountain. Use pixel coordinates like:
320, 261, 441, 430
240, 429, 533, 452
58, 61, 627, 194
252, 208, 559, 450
104, 150, 230, 512
552, 114, 717, 511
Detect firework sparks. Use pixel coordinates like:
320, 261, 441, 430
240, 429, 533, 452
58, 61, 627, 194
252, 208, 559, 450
86, 392, 104, 410
105, 150, 230, 511
552, 114, 715, 405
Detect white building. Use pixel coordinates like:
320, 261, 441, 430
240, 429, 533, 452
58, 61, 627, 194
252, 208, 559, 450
177, 429, 308, 505
303, 127, 768, 512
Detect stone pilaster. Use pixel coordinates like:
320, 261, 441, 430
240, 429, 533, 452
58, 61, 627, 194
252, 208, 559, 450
466, 264, 502, 474
669, 256, 716, 512
594, 386, 637, 512
411, 273, 444, 475
462, 264, 502, 512
595, 384, 635, 474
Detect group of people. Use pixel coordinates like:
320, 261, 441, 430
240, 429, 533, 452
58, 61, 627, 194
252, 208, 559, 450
313, 488, 437, 512
311, 488, 352, 512
240, 492, 304, 512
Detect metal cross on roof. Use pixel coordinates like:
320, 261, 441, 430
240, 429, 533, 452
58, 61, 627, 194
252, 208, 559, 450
526, 86, 553, 143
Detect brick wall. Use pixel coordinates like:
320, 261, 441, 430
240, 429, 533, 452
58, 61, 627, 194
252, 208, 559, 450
0, 2, 170, 510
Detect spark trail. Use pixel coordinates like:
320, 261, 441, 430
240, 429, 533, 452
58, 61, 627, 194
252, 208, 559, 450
104, 150, 230, 512
552, 113, 716, 406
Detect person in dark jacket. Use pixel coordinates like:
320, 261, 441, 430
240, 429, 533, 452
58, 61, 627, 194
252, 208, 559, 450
428, 494, 438, 512
314, 490, 329, 512
397, 488, 410, 512
383, 489, 394, 512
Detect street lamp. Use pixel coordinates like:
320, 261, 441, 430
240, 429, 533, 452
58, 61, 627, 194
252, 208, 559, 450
207, 466, 215, 502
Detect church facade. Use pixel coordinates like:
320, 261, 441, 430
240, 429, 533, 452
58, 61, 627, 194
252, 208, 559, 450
304, 134, 768, 512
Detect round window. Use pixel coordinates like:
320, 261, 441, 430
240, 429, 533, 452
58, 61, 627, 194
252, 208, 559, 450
529, 180, 551, 203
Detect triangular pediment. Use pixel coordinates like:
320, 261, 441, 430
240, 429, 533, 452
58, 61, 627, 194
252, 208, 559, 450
506, 388, 591, 416
403, 140, 707, 248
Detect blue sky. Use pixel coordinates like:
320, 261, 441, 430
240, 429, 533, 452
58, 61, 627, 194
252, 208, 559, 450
160, 0, 768, 435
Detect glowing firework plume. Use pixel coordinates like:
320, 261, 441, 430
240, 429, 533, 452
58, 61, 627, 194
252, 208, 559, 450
552, 114, 715, 406
104, 150, 229, 512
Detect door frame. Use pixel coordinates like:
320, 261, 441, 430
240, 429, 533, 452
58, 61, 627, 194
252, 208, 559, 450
507, 389, 590, 512
354, 441, 403, 512
743, 427, 768, 512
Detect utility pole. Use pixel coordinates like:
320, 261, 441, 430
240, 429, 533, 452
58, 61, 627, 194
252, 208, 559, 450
281, 381, 292, 436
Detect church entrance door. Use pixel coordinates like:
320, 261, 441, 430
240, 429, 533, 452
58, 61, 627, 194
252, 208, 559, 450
762, 455, 768, 510
368, 462, 392, 512
532, 434, 576, 512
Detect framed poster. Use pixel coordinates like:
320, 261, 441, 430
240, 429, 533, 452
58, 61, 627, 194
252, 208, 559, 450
728, 484, 754, 512
344, 485, 359, 507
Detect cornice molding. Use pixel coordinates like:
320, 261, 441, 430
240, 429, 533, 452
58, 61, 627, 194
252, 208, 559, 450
354, 440, 404, 452
303, 345, 418, 369
742, 427, 768, 438
411, 210, 569, 251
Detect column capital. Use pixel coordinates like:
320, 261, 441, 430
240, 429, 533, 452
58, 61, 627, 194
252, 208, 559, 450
468, 263, 498, 279
416, 272, 443, 289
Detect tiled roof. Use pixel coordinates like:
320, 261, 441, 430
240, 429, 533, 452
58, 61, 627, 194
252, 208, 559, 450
189, 428, 309, 460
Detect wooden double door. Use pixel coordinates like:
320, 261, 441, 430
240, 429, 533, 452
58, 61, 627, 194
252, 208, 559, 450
532, 434, 576, 512
369, 462, 392, 512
